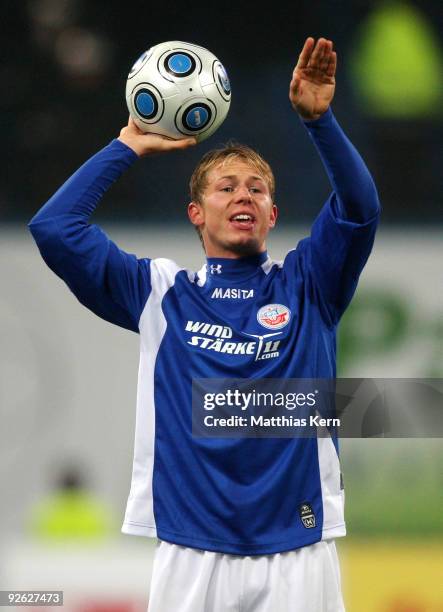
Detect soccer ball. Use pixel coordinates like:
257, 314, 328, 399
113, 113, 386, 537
126, 41, 231, 142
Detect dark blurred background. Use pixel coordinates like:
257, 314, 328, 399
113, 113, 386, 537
3, 0, 442, 225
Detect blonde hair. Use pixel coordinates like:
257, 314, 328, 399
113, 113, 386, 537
190, 141, 275, 204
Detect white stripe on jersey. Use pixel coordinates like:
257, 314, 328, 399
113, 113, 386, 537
261, 256, 283, 275
317, 432, 346, 539
122, 258, 183, 536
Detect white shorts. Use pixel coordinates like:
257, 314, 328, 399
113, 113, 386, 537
147, 539, 345, 612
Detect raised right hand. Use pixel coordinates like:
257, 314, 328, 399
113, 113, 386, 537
118, 116, 197, 157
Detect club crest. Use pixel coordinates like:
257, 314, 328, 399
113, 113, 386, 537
257, 304, 291, 330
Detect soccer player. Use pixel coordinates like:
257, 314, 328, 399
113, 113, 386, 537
29, 37, 380, 611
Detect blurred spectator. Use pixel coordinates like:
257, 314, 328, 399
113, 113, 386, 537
28, 464, 117, 541
348, 0, 443, 221
349, 0, 442, 119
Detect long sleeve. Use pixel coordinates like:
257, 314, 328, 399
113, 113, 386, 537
291, 108, 381, 325
302, 107, 380, 223
28, 139, 152, 332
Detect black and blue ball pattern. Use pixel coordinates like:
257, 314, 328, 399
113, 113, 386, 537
216, 64, 231, 95
164, 52, 196, 77
134, 89, 159, 119
128, 49, 153, 79
182, 103, 212, 131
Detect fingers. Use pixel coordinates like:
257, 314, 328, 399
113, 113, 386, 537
127, 116, 144, 135
123, 117, 197, 149
154, 135, 197, 152
294, 37, 335, 75
310, 38, 333, 69
169, 137, 198, 150
309, 38, 327, 66
296, 37, 315, 70
326, 51, 337, 78
118, 128, 196, 157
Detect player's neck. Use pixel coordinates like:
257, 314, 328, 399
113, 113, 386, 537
205, 251, 269, 279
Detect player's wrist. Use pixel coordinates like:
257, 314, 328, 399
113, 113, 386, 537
301, 106, 333, 125
117, 136, 143, 157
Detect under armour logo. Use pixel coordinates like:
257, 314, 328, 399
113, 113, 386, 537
209, 264, 222, 275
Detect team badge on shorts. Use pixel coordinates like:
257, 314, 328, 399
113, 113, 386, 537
299, 503, 316, 528
257, 304, 291, 330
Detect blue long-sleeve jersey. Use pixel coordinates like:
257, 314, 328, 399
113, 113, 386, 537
29, 108, 380, 555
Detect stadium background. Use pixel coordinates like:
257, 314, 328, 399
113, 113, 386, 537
1, 1, 442, 610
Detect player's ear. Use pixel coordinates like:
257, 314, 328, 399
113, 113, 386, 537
269, 203, 278, 229
188, 201, 204, 227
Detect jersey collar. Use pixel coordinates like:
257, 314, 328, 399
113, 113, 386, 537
204, 251, 269, 280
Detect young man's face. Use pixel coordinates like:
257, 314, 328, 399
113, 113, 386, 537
188, 161, 277, 258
